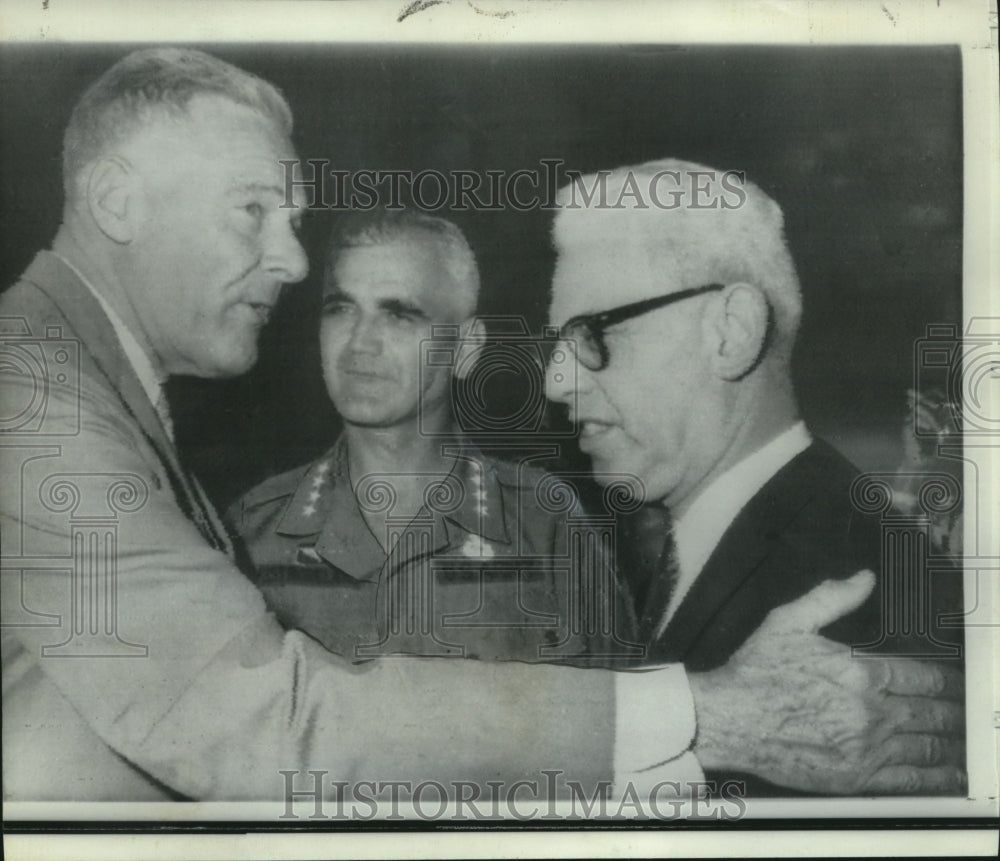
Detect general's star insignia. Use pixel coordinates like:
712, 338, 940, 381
459, 533, 496, 558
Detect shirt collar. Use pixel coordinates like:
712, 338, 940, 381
435, 445, 511, 548
659, 421, 812, 633
275, 438, 511, 581
51, 252, 168, 422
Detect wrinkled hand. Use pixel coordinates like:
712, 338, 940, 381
688, 571, 965, 795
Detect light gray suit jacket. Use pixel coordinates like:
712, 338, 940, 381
1, 252, 637, 801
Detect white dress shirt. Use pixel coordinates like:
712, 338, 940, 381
654, 421, 813, 640
614, 663, 703, 796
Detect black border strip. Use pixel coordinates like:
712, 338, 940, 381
4, 817, 998, 834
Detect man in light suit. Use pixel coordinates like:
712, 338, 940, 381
0, 49, 964, 803
544, 159, 966, 793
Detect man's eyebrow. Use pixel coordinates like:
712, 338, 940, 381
229, 180, 305, 223
321, 290, 354, 306
227, 181, 286, 198
379, 298, 428, 319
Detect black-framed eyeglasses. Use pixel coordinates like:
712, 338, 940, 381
556, 283, 725, 371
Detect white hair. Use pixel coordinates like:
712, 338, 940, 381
63, 47, 293, 204
553, 158, 803, 360
325, 211, 480, 317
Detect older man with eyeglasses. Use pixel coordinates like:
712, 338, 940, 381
545, 158, 965, 795
0, 45, 964, 801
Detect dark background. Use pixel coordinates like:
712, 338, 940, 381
0, 44, 963, 509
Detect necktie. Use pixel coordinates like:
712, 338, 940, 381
618, 505, 679, 645
153, 386, 233, 558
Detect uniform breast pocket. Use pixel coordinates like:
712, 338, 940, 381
429, 561, 562, 661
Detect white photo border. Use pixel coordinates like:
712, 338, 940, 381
1, 0, 997, 858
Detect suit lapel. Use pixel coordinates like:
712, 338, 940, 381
22, 252, 233, 556
655, 445, 825, 659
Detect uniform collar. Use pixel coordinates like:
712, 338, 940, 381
433, 442, 511, 548
275, 437, 511, 582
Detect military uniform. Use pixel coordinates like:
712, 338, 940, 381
228, 438, 639, 665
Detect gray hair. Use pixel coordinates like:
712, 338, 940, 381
325, 211, 480, 316
63, 47, 293, 201
554, 158, 803, 361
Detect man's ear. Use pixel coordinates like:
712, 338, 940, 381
454, 316, 487, 381
706, 282, 770, 380
84, 157, 138, 244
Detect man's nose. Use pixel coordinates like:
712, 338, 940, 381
347, 315, 383, 355
264, 220, 309, 285
544, 339, 581, 404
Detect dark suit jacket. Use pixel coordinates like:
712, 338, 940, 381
638, 440, 882, 671
627, 440, 885, 796
627, 438, 965, 796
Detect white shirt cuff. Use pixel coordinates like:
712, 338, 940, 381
613, 664, 703, 796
